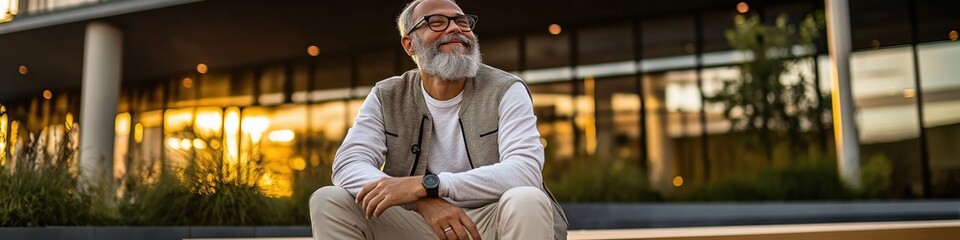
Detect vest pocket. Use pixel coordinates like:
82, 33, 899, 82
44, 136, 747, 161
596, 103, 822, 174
384, 130, 398, 137
475, 127, 500, 165
479, 128, 498, 137
382, 129, 410, 177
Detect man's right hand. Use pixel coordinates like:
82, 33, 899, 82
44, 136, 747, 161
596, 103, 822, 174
412, 197, 482, 240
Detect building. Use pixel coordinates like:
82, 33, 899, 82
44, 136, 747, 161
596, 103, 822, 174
1, 0, 958, 202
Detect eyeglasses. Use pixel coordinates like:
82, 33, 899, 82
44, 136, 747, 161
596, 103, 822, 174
406, 14, 479, 36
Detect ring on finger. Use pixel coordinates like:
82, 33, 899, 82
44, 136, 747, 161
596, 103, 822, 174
443, 226, 453, 232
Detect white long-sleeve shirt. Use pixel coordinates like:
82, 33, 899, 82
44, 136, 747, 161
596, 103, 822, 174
331, 82, 545, 207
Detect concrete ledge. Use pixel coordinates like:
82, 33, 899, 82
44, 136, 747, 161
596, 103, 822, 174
564, 200, 960, 229
566, 220, 960, 240
181, 220, 960, 240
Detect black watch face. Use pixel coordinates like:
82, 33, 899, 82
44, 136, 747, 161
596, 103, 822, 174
424, 175, 439, 188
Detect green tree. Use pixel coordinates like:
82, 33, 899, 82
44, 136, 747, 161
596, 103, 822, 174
705, 12, 829, 163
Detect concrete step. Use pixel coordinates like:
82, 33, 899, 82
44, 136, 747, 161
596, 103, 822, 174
185, 220, 960, 240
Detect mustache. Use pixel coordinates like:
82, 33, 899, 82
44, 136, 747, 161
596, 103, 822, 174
434, 34, 474, 49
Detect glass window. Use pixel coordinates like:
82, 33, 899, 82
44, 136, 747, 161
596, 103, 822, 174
197, 72, 236, 107
643, 70, 703, 190
530, 81, 576, 198
850, 46, 922, 198
136, 110, 163, 174
230, 70, 256, 106
259, 66, 287, 105
530, 82, 575, 162
169, 75, 198, 109
700, 66, 741, 181
593, 76, 642, 167
917, 41, 960, 197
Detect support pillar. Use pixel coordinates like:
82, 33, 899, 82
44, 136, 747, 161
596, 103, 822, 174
79, 21, 122, 183
825, 0, 860, 189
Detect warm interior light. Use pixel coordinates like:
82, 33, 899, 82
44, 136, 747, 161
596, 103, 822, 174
268, 129, 295, 143
224, 107, 241, 162
950, 30, 958, 42
42, 90, 52, 100
903, 88, 916, 98
291, 157, 307, 171
115, 112, 131, 136
736, 2, 749, 14
65, 113, 74, 131
194, 109, 223, 134
673, 176, 684, 187
684, 43, 696, 54
0, 114, 5, 166
242, 116, 270, 143
167, 138, 181, 150
192, 138, 207, 149
182, 77, 193, 88
307, 45, 320, 56
548, 24, 562, 35
196, 63, 208, 74
17, 65, 27, 75
133, 123, 143, 143
9, 120, 17, 156
180, 138, 193, 150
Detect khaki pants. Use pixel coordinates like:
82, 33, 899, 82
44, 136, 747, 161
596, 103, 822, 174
309, 186, 554, 240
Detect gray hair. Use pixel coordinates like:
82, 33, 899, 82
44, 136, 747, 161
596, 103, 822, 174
397, 0, 457, 38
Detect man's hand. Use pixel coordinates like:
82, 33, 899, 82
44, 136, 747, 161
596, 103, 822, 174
356, 176, 426, 219
413, 198, 482, 240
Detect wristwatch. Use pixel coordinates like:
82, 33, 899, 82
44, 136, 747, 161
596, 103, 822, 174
422, 174, 440, 198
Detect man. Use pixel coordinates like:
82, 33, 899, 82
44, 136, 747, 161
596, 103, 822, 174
309, 0, 567, 239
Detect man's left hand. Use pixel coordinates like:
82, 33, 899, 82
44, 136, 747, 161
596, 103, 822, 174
356, 176, 426, 219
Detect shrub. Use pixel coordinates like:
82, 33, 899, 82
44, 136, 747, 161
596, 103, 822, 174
860, 154, 892, 198
120, 147, 292, 225
0, 131, 117, 226
673, 163, 857, 201
548, 158, 661, 202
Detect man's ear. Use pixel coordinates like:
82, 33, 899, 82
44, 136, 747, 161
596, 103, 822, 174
401, 36, 414, 56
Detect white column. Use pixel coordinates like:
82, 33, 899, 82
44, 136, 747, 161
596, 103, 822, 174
825, 0, 860, 189
79, 22, 122, 183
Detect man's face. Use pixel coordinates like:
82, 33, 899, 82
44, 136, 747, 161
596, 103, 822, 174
406, 0, 482, 81
409, 0, 477, 54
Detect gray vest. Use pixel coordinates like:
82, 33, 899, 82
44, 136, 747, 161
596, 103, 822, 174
373, 64, 568, 239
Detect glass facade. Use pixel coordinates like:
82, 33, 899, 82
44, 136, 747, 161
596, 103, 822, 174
1, 0, 959, 202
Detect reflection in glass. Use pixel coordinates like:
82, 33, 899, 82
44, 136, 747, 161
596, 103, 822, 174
851, 46, 922, 198
644, 70, 702, 191
594, 76, 642, 167
918, 42, 960, 197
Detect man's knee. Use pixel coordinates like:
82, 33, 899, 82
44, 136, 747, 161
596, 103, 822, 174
500, 186, 550, 209
309, 186, 355, 211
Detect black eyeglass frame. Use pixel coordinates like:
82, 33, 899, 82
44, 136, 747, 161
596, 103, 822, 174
405, 14, 479, 37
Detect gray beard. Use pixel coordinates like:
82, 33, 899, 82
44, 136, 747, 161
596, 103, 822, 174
412, 33, 482, 81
